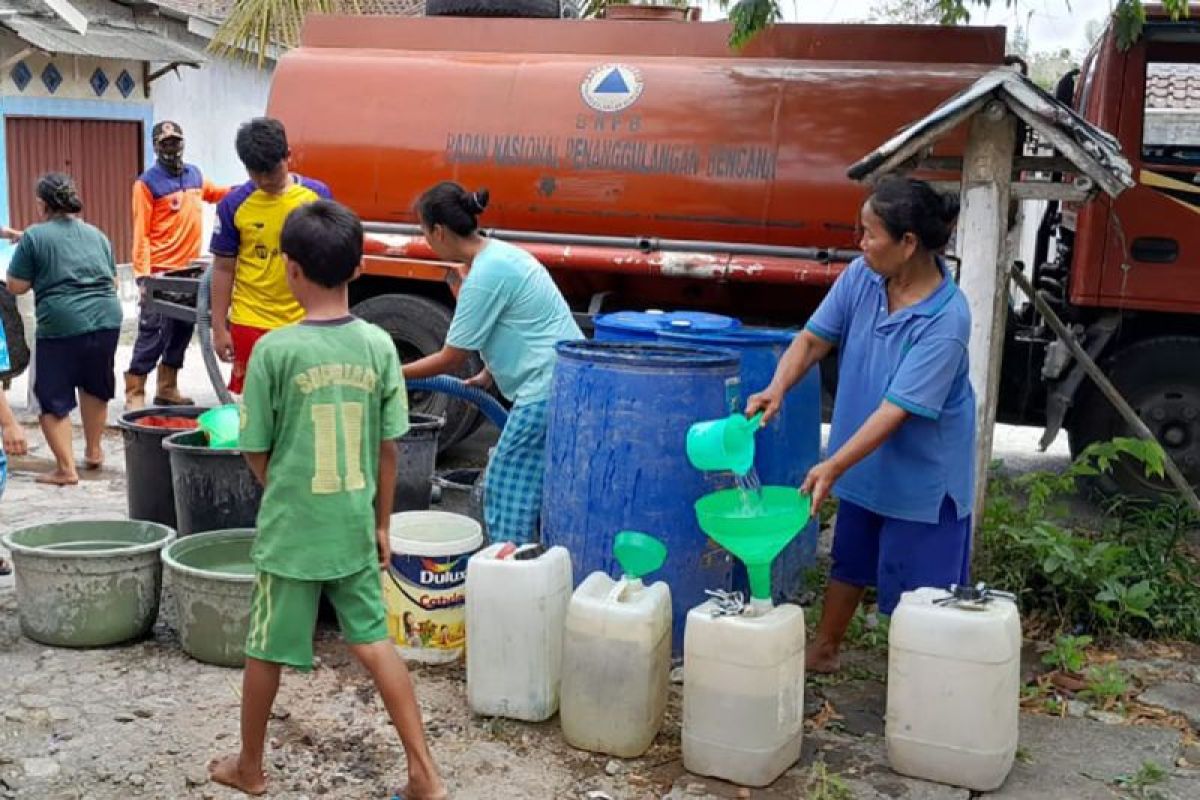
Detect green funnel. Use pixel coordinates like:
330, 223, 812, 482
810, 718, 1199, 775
694, 487, 810, 601
613, 531, 667, 580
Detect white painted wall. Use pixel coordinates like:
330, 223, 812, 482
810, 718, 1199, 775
149, 56, 274, 244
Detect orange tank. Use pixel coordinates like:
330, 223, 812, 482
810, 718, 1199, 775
270, 17, 1005, 264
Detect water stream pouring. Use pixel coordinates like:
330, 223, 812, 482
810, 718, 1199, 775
694, 488, 810, 603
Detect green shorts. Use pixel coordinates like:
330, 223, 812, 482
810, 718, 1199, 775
245, 564, 390, 670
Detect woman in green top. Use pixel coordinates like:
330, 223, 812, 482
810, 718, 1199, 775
6, 174, 123, 486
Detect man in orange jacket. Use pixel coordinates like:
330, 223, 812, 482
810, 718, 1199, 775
125, 121, 230, 409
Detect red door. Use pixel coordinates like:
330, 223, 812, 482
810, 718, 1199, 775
5, 117, 143, 262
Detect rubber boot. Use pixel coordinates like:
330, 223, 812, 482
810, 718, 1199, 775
124, 372, 147, 411
153, 365, 193, 406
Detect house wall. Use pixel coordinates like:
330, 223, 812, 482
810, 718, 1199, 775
0, 33, 153, 278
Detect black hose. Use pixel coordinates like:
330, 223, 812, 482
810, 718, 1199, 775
196, 266, 235, 406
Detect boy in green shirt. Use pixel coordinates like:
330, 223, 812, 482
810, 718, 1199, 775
208, 200, 446, 799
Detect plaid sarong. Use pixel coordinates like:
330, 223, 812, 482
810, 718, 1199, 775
484, 399, 549, 545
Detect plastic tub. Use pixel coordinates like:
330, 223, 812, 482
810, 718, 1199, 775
383, 511, 483, 664
163, 430, 263, 537
118, 406, 208, 528
1, 520, 176, 647
162, 529, 256, 667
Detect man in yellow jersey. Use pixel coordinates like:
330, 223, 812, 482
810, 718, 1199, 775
209, 117, 331, 393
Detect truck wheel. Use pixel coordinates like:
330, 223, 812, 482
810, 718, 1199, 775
1067, 336, 1200, 498
424, 0, 565, 17
352, 294, 482, 453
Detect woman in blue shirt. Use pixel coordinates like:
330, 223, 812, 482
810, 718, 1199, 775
403, 182, 583, 544
748, 177, 975, 674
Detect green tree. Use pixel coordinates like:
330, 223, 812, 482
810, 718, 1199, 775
868, 0, 946, 24
719, 0, 1191, 50
211, 0, 1191, 60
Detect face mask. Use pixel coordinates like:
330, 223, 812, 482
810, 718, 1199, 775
156, 147, 184, 175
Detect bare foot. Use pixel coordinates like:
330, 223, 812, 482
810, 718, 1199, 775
399, 770, 450, 800
805, 643, 842, 675
208, 754, 267, 796
83, 454, 103, 470
398, 782, 450, 800
36, 469, 79, 486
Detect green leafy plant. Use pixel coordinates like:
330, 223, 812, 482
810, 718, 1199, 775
1114, 760, 1168, 800
804, 761, 855, 800
1042, 634, 1093, 674
1080, 663, 1130, 710
844, 607, 889, 652
975, 438, 1200, 642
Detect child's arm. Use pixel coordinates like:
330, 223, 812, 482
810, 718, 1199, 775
375, 440, 397, 566
0, 390, 27, 456
244, 451, 270, 486
238, 345, 275, 485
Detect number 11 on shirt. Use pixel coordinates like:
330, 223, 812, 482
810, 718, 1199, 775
311, 402, 365, 494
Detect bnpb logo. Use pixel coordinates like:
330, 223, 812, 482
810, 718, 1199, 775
581, 64, 644, 113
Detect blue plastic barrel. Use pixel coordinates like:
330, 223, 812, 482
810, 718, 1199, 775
593, 310, 742, 342
543, 341, 742, 653
660, 327, 821, 603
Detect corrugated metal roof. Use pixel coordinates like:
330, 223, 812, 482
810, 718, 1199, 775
0, 15, 206, 62
848, 68, 1133, 200
150, 0, 424, 20
1146, 65, 1200, 111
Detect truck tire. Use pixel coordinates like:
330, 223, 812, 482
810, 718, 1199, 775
1067, 336, 1200, 498
352, 294, 483, 453
424, 0, 566, 18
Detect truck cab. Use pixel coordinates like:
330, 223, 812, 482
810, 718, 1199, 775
1004, 8, 1200, 495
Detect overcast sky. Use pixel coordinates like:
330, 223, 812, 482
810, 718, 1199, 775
699, 0, 1116, 55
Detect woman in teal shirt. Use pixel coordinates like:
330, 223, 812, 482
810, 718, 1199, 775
404, 182, 582, 543
6, 173, 122, 486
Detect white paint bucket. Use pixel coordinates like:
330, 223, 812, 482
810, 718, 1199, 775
383, 511, 483, 664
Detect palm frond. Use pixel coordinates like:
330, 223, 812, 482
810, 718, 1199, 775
210, 0, 381, 68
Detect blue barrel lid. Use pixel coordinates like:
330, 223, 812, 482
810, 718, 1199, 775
556, 340, 739, 369
660, 326, 798, 347
594, 310, 742, 336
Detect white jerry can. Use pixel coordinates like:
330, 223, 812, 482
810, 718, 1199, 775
887, 585, 1021, 791
465, 543, 573, 722
559, 571, 672, 758
682, 598, 806, 787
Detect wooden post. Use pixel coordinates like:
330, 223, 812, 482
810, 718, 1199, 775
955, 101, 1017, 535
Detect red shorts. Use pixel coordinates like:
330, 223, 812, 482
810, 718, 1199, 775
229, 323, 272, 394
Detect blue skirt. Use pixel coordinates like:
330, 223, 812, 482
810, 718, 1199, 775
483, 400, 549, 545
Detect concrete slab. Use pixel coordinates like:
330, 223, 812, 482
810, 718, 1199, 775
1138, 682, 1200, 730
985, 714, 1183, 799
